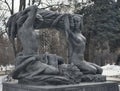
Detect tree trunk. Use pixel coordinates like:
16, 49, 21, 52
28, 0, 31, 5
11, 0, 14, 14
19, 0, 26, 11
32, 0, 35, 5
84, 32, 91, 61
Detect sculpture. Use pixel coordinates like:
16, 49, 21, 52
7, 6, 105, 85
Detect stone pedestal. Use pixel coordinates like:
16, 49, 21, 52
3, 82, 119, 91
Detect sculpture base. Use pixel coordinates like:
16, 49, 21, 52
3, 82, 119, 91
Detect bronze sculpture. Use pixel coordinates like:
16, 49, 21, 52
7, 6, 105, 85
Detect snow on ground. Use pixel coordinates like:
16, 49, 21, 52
0, 75, 7, 91
102, 64, 120, 77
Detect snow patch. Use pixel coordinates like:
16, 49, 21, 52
102, 64, 120, 76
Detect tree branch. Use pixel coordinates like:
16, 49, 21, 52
0, 31, 6, 37
4, 0, 13, 15
41, 4, 71, 9
0, 0, 13, 15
